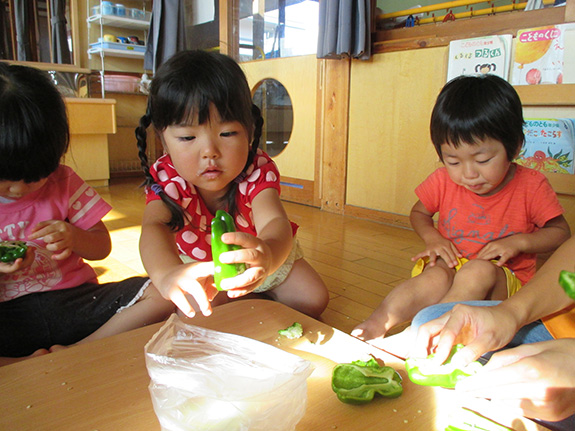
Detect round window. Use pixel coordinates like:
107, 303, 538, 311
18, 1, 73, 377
252, 79, 293, 157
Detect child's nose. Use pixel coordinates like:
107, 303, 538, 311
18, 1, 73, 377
201, 140, 220, 159
462, 163, 478, 178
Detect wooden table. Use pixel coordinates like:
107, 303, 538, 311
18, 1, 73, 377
0, 299, 548, 430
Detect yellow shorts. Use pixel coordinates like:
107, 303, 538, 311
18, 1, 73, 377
411, 256, 522, 297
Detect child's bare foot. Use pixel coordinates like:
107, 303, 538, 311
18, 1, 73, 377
49, 345, 69, 353
351, 318, 388, 342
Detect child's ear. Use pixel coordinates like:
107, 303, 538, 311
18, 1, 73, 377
511, 144, 523, 160
156, 129, 168, 153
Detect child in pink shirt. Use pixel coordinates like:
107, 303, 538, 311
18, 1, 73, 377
353, 75, 571, 344
0, 63, 174, 365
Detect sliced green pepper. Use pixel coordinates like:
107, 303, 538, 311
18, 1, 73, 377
211, 210, 246, 291
331, 358, 403, 404
0, 241, 28, 263
559, 270, 575, 300
445, 407, 513, 431
405, 344, 483, 389
278, 322, 303, 339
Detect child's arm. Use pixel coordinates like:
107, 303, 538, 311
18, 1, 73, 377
410, 200, 462, 268
217, 188, 293, 295
477, 215, 571, 266
139, 200, 216, 317
28, 220, 112, 261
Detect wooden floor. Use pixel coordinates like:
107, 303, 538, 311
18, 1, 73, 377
96, 176, 424, 335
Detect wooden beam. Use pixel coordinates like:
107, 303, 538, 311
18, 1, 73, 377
219, 0, 238, 58
319, 58, 350, 214
566, 0, 575, 22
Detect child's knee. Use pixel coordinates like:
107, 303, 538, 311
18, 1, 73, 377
421, 264, 455, 288
458, 259, 498, 281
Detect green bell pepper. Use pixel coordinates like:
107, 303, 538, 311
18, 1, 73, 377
559, 270, 575, 300
0, 241, 28, 263
405, 344, 483, 389
278, 322, 303, 339
445, 407, 512, 431
211, 210, 246, 291
331, 358, 403, 404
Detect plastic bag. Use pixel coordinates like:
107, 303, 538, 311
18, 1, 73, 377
144, 314, 313, 431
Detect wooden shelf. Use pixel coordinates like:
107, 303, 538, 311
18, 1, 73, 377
88, 47, 145, 59
87, 14, 150, 31
515, 84, 575, 106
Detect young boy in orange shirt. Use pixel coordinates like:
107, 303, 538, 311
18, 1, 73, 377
353, 75, 571, 343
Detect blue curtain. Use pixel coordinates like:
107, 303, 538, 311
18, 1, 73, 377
317, 0, 371, 60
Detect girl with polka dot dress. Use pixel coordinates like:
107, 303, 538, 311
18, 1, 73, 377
136, 50, 328, 319
0, 63, 174, 365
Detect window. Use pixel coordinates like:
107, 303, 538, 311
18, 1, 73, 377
238, 0, 319, 61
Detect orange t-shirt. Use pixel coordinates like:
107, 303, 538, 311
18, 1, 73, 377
415, 165, 564, 284
542, 306, 575, 339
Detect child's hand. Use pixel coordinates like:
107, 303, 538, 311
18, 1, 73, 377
157, 262, 219, 318
476, 236, 521, 266
412, 237, 462, 268
28, 220, 76, 261
0, 247, 36, 274
217, 231, 270, 296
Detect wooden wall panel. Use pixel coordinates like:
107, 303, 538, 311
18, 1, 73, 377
346, 48, 447, 216
241, 55, 319, 206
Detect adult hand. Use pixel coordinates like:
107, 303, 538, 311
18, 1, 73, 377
411, 302, 520, 367
456, 339, 575, 422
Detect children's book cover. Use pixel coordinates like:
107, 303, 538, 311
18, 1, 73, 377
511, 23, 575, 85
446, 34, 513, 82
515, 118, 575, 174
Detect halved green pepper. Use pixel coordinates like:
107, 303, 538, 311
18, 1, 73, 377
0, 241, 28, 263
405, 344, 483, 389
331, 358, 403, 404
559, 270, 575, 300
211, 210, 246, 291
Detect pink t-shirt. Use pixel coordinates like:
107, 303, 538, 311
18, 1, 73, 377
415, 165, 564, 284
146, 149, 297, 261
0, 165, 112, 302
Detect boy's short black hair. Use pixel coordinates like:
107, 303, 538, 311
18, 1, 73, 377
0, 62, 69, 182
430, 74, 525, 162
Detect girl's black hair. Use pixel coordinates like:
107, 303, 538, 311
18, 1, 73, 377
0, 62, 69, 182
430, 74, 525, 162
136, 50, 263, 232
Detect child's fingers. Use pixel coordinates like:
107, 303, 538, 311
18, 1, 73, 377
169, 289, 197, 318
220, 267, 265, 291
220, 231, 256, 248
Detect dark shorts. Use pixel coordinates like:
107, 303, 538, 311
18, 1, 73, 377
0, 276, 150, 357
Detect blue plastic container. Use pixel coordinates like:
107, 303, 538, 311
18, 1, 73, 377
115, 3, 126, 16
101, 1, 114, 15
